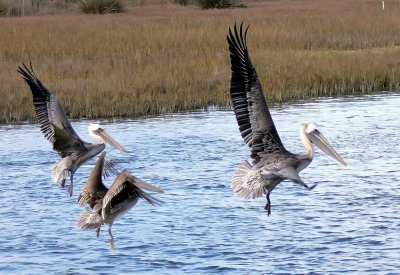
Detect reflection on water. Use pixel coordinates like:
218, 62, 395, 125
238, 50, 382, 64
0, 93, 399, 274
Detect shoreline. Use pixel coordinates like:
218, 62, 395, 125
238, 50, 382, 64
2, 91, 398, 125
2, 0, 400, 123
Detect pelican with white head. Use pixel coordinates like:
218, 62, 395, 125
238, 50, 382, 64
228, 23, 347, 215
88, 123, 128, 153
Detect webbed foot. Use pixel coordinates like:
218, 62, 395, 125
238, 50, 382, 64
306, 183, 318, 190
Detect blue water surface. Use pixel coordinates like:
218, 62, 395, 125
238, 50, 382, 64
0, 93, 399, 274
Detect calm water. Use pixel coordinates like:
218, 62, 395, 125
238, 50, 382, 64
0, 94, 399, 274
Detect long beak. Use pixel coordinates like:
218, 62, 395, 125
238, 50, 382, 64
94, 128, 128, 153
306, 129, 347, 166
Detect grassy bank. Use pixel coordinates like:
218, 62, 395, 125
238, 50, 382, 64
1, 0, 400, 123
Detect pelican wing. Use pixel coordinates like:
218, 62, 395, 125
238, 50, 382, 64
227, 24, 285, 158
18, 63, 86, 155
102, 171, 163, 217
52, 127, 87, 157
78, 152, 109, 207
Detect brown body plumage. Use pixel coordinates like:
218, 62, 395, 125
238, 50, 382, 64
227, 24, 346, 215
78, 152, 163, 249
18, 63, 128, 196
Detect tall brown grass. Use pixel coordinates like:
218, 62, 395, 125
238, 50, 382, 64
0, 0, 74, 16
2, 0, 400, 123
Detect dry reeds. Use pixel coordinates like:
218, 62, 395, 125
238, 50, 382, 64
0, 0, 75, 16
2, 0, 400, 123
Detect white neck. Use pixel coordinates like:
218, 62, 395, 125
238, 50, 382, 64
300, 125, 314, 160
89, 130, 105, 144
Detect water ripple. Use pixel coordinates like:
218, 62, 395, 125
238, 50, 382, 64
0, 93, 399, 273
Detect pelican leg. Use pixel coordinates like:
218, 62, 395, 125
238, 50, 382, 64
68, 174, 74, 197
294, 179, 318, 191
96, 227, 100, 238
108, 224, 115, 250
61, 179, 66, 188
264, 193, 272, 216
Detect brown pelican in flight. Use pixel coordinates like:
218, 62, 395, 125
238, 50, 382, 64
78, 152, 163, 249
227, 24, 347, 215
18, 63, 128, 196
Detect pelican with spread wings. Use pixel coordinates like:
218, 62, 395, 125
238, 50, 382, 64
18, 63, 128, 196
227, 24, 347, 215
78, 152, 163, 249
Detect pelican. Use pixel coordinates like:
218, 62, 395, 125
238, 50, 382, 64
18, 63, 128, 196
227, 24, 347, 215
78, 152, 163, 249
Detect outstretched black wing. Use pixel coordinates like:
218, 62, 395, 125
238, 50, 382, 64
227, 23, 285, 158
102, 170, 163, 218
18, 63, 86, 156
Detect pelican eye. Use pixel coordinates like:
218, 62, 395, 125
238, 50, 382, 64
94, 128, 104, 134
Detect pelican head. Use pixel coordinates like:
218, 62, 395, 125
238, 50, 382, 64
88, 123, 128, 153
302, 123, 346, 166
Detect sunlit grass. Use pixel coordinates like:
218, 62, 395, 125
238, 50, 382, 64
1, 0, 400, 123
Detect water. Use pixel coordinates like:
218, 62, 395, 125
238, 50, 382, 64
0, 93, 399, 274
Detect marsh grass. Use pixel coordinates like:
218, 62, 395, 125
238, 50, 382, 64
0, 1, 8, 16
76, 0, 124, 14
191, 0, 246, 9
171, 0, 189, 6
2, 0, 400, 123
0, 0, 75, 16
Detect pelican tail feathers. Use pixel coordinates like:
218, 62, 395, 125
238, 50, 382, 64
78, 210, 103, 231
232, 160, 265, 199
51, 156, 73, 184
